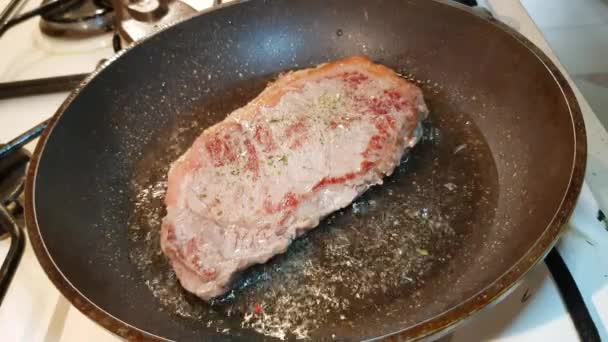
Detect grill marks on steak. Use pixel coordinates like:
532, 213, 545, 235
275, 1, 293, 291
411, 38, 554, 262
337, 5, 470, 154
161, 56, 428, 300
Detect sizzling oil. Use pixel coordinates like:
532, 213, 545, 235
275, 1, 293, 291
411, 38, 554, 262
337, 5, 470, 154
128, 77, 499, 340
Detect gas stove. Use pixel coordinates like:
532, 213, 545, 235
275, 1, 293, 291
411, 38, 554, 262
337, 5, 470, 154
0, 0, 607, 341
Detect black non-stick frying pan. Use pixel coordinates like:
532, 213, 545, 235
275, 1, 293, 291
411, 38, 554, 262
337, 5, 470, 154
22, 0, 586, 340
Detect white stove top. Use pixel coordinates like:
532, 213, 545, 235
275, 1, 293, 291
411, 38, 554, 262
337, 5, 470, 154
0, 1, 607, 341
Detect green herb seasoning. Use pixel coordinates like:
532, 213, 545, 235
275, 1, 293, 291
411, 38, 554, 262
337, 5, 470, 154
279, 155, 288, 165
416, 248, 429, 256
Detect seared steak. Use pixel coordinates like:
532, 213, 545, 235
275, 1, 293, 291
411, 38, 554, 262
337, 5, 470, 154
161, 56, 428, 300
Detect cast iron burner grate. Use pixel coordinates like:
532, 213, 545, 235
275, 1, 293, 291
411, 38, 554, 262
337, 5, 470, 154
0, 146, 28, 238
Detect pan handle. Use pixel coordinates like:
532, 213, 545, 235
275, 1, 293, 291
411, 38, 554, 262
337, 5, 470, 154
0, 205, 25, 305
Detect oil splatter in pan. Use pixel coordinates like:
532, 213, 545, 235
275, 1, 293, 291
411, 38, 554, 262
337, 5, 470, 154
127, 76, 499, 340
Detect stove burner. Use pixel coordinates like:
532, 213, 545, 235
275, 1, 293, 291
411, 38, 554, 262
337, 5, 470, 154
39, 0, 114, 37
0, 120, 46, 240
0, 146, 28, 240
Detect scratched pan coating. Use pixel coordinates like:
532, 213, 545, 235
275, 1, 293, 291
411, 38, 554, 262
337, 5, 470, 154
26, 0, 585, 341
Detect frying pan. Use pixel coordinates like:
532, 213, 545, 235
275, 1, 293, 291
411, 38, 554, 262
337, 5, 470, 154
22, 0, 586, 340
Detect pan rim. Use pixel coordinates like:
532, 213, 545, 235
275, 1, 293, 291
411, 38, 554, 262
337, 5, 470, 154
24, 0, 587, 341
377, 2, 587, 340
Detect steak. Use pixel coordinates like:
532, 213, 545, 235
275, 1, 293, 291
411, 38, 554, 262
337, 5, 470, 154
160, 56, 428, 300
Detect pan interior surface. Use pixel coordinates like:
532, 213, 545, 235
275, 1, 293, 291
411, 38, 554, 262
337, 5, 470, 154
32, 0, 579, 340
